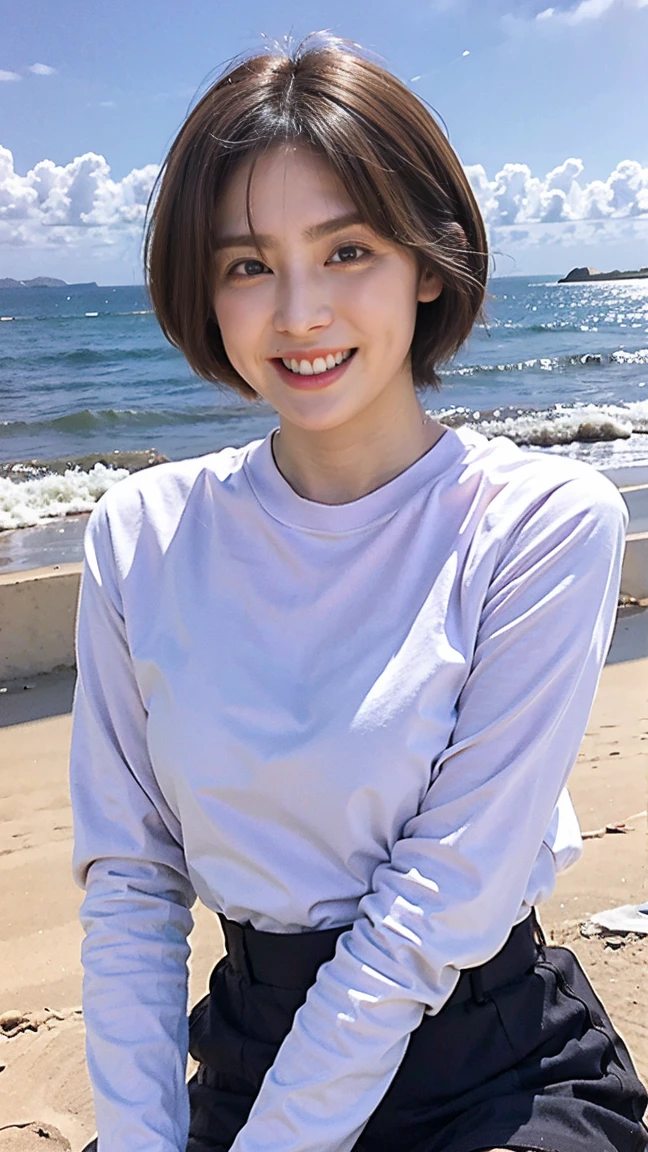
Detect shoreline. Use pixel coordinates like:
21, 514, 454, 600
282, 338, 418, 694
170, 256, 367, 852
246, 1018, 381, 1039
1, 443, 647, 681
0, 458, 646, 638
0, 514, 90, 574
2, 441, 648, 573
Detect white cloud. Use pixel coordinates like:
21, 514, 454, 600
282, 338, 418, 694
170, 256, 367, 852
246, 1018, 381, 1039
0, 145, 158, 252
466, 156, 648, 252
536, 0, 645, 22
466, 156, 648, 226
0, 70, 21, 82
28, 62, 57, 75
563, 0, 615, 21
1, 144, 646, 266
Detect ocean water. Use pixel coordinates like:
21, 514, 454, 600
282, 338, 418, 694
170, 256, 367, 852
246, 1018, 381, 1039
1, 275, 648, 543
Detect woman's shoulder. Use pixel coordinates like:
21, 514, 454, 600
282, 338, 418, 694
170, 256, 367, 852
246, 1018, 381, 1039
454, 424, 626, 511
96, 439, 257, 515
446, 425, 628, 557
84, 438, 263, 568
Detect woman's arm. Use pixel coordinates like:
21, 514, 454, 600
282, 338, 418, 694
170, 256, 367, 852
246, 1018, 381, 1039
230, 471, 628, 1152
70, 495, 196, 1152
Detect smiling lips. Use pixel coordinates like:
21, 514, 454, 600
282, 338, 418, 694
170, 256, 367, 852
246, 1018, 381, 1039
271, 347, 357, 389
280, 348, 354, 376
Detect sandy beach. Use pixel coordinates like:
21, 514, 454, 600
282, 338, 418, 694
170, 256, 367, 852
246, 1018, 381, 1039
0, 605, 646, 1150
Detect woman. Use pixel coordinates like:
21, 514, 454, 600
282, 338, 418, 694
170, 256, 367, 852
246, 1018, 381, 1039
70, 34, 648, 1152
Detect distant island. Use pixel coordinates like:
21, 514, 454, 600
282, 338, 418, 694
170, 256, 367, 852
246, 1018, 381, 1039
0, 277, 99, 289
558, 265, 648, 283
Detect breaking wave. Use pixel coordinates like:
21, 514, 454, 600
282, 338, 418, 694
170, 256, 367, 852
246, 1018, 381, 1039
2, 399, 648, 531
434, 399, 648, 446
0, 462, 130, 531
445, 348, 648, 378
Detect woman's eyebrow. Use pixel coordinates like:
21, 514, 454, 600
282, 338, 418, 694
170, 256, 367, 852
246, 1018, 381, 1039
214, 211, 366, 251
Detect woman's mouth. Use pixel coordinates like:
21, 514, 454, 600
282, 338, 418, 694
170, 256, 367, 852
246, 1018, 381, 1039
281, 349, 354, 375
271, 348, 356, 389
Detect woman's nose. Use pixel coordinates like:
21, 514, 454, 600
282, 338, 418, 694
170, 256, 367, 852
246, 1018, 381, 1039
272, 270, 333, 336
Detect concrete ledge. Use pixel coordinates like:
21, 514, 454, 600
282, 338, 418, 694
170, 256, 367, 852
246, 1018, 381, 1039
0, 529, 646, 680
0, 563, 82, 682
621, 532, 648, 602
620, 484, 648, 537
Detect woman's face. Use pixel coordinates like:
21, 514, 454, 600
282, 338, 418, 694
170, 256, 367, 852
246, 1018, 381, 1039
212, 144, 442, 434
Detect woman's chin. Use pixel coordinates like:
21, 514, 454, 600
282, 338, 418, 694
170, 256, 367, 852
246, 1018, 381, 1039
275, 403, 368, 436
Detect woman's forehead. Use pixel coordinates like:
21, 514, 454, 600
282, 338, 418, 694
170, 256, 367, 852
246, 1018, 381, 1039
215, 144, 361, 240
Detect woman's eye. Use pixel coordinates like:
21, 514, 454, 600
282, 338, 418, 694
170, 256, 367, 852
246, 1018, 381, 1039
230, 258, 269, 277
329, 244, 369, 264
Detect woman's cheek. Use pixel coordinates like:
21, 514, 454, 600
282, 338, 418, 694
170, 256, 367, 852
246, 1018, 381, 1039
214, 292, 252, 361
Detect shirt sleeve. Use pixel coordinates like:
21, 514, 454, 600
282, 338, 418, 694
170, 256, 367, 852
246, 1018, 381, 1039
69, 494, 196, 1152
231, 472, 628, 1152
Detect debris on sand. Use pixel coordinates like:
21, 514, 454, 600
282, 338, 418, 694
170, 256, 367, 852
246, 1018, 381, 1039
0, 1121, 71, 1150
583, 902, 648, 936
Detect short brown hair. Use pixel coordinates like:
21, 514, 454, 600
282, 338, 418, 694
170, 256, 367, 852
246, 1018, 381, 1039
145, 34, 488, 397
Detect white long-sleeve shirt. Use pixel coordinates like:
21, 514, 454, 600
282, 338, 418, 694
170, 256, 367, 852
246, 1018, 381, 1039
70, 424, 627, 1152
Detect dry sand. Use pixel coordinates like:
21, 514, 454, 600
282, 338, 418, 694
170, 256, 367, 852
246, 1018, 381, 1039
0, 607, 646, 1150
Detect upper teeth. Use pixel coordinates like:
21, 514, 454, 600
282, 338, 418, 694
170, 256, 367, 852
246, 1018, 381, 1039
281, 350, 353, 375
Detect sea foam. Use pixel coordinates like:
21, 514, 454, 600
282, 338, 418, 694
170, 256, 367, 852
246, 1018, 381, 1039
2, 402, 648, 532
0, 462, 129, 531
435, 399, 648, 446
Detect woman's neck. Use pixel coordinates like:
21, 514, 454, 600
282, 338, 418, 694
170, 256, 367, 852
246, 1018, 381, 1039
271, 388, 447, 506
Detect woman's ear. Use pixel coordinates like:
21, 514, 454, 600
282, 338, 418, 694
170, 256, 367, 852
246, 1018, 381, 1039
417, 267, 443, 304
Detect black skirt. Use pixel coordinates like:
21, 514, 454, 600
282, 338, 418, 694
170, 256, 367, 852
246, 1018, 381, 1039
187, 910, 648, 1152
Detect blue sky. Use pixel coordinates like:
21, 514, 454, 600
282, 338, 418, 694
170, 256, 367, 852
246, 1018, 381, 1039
1, 0, 647, 283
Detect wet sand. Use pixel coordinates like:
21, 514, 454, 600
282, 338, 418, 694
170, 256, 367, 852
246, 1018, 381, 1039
0, 516, 88, 575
